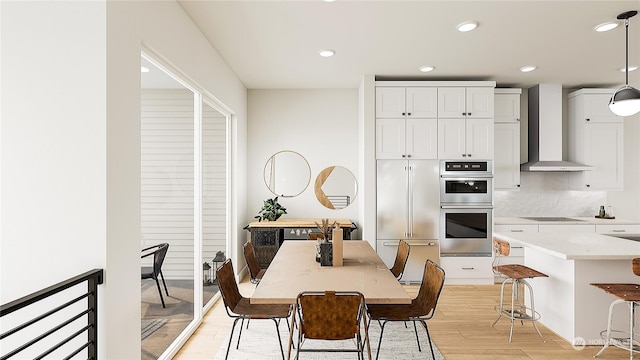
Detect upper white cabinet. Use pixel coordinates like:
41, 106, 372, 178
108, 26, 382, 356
376, 87, 437, 118
437, 87, 494, 159
568, 89, 624, 191
494, 89, 522, 190
375, 87, 438, 159
437, 87, 494, 119
376, 82, 496, 160
438, 117, 493, 159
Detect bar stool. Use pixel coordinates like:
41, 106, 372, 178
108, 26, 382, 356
591, 258, 640, 359
491, 237, 548, 342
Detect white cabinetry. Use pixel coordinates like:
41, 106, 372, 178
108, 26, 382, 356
595, 224, 640, 234
376, 87, 438, 159
438, 87, 494, 159
538, 224, 596, 232
568, 89, 624, 191
438, 118, 494, 159
494, 89, 522, 190
439, 256, 493, 285
437, 87, 494, 118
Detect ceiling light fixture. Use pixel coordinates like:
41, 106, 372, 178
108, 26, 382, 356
419, 66, 435, 73
319, 49, 335, 57
594, 21, 619, 32
609, 10, 640, 117
457, 21, 478, 32
520, 65, 537, 73
141, 66, 150, 73
620, 65, 639, 72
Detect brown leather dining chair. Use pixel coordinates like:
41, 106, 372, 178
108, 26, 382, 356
288, 290, 371, 360
389, 239, 410, 280
366, 259, 445, 360
216, 258, 292, 360
141, 243, 170, 308
243, 241, 266, 284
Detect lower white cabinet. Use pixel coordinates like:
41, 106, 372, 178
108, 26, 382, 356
595, 224, 640, 234
538, 224, 596, 233
439, 256, 493, 285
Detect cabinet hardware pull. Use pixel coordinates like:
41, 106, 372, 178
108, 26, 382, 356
462, 154, 467, 157
467, 154, 472, 157
516, 118, 520, 121
462, 267, 475, 270
586, 118, 590, 122
402, 112, 406, 116
468, 113, 472, 116
407, 154, 412, 158
586, 184, 590, 187
510, 230, 524, 232
402, 154, 406, 158
612, 230, 626, 232
517, 184, 521, 187
407, 112, 411, 116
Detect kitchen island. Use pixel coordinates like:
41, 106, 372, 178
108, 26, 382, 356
494, 231, 640, 345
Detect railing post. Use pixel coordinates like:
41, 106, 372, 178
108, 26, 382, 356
87, 269, 103, 360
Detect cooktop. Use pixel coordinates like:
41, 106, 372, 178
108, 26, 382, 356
520, 217, 586, 222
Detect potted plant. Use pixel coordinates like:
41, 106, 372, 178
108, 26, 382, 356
255, 197, 287, 222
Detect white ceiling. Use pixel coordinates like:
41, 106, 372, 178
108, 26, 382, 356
175, 0, 640, 91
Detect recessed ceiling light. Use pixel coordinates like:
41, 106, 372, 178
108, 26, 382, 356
319, 49, 335, 57
419, 66, 435, 73
457, 21, 478, 32
141, 66, 150, 73
620, 65, 639, 72
520, 65, 537, 73
594, 21, 619, 32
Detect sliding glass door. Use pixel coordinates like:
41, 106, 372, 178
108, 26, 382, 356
140, 52, 229, 360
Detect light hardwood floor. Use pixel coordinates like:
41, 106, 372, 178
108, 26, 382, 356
175, 276, 631, 359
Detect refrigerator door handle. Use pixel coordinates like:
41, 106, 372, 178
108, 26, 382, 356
407, 163, 413, 238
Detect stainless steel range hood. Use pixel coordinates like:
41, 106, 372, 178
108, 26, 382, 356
520, 84, 593, 172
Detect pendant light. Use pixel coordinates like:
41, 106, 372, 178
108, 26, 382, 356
609, 10, 640, 117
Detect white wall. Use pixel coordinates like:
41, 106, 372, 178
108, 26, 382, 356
1, 0, 107, 312
247, 89, 360, 232
1, 1, 247, 358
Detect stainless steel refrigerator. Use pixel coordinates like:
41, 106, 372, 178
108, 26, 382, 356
376, 159, 440, 283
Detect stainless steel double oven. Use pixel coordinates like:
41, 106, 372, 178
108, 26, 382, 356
439, 160, 493, 257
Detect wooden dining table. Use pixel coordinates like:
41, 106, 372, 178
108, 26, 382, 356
250, 240, 411, 305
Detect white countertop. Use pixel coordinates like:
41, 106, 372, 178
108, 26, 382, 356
495, 216, 640, 225
494, 231, 640, 260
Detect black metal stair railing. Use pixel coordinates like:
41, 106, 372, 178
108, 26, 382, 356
0, 269, 104, 360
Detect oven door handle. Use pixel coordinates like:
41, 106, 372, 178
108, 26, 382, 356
440, 205, 493, 209
440, 174, 493, 179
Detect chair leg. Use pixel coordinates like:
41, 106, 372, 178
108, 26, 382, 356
159, 270, 169, 295
521, 280, 545, 342
491, 277, 510, 327
375, 320, 388, 360
237, 317, 246, 349
420, 320, 436, 360
225, 318, 240, 360
271, 318, 285, 360
412, 320, 421, 351
154, 278, 166, 308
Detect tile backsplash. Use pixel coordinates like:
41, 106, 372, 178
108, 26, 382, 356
494, 172, 607, 217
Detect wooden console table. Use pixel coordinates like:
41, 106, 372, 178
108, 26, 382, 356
244, 218, 355, 268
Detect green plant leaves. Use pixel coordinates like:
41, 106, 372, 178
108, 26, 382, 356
255, 196, 287, 222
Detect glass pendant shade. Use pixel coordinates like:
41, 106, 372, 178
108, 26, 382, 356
609, 85, 640, 116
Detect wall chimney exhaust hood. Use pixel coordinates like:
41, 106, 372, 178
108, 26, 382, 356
520, 84, 593, 172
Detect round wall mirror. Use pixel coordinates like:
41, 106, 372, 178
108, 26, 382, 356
314, 166, 358, 209
263, 150, 311, 197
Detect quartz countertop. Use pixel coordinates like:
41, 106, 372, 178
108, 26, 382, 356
493, 231, 640, 260
495, 216, 640, 225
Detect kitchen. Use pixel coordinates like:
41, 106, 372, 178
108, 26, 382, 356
4, 1, 640, 359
